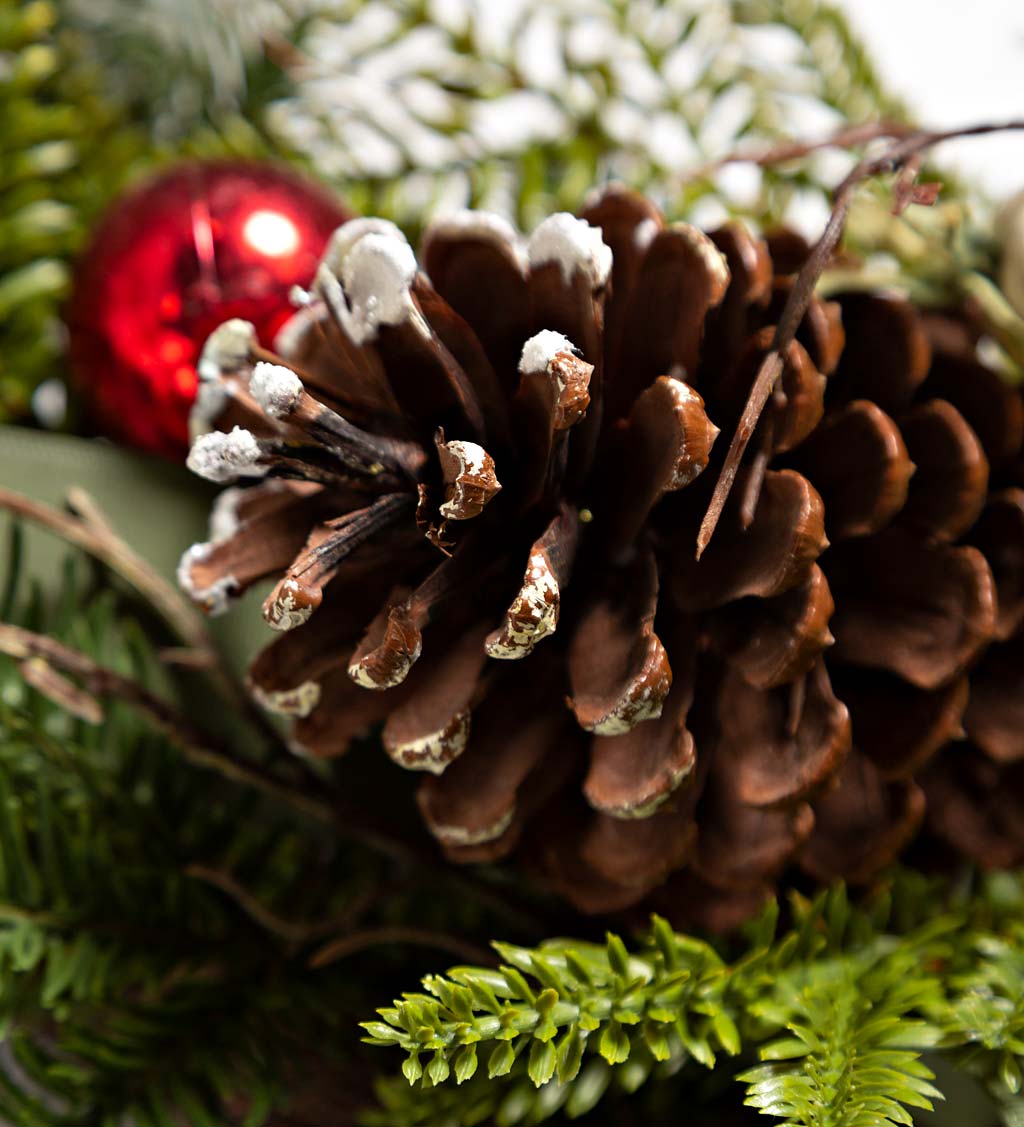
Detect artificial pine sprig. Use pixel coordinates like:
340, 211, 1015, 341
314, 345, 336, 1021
363, 880, 1024, 1127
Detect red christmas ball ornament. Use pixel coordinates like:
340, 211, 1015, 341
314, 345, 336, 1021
66, 161, 351, 458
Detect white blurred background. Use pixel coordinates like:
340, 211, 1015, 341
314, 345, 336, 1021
837, 0, 1024, 199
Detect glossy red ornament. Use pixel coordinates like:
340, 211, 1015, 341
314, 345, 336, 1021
66, 161, 350, 458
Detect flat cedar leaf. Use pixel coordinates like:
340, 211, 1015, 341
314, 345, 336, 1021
563, 950, 593, 987
894, 1089, 937, 1111
501, 966, 536, 1004
535, 987, 559, 1015
493, 943, 532, 970
1002, 1054, 1023, 1094
682, 1032, 715, 1069
528, 1038, 557, 1087
877, 1021, 943, 1048
605, 934, 630, 979
402, 1055, 423, 1086
788, 1023, 824, 1051
759, 1037, 811, 1061
750, 898, 781, 949
556, 1028, 585, 1084
528, 956, 564, 993
713, 1011, 742, 1055
453, 1045, 478, 1085
361, 1022, 403, 1044
455, 966, 517, 998
642, 1021, 672, 1062
617, 1054, 653, 1094
737, 1063, 786, 1085
497, 1081, 535, 1126
652, 916, 678, 969
427, 1051, 450, 1087
598, 1021, 630, 1065
565, 1060, 611, 1119
488, 1041, 516, 1078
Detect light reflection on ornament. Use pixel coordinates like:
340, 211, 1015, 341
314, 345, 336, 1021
243, 209, 302, 257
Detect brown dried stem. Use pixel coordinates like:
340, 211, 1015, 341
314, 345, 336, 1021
308, 926, 494, 970
696, 118, 1024, 558
185, 864, 351, 945
2, 486, 212, 656
689, 120, 916, 180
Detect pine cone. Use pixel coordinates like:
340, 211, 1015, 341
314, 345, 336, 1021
180, 188, 1024, 925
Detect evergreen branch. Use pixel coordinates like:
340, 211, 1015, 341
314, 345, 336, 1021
363, 881, 1024, 1127
362, 917, 740, 1095
739, 959, 944, 1126
0, 621, 334, 824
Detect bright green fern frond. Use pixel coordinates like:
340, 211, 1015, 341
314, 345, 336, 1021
739, 959, 944, 1127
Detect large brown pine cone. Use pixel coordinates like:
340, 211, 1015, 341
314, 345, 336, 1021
179, 187, 1024, 927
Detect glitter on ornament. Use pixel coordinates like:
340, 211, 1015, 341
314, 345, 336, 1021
66, 161, 350, 458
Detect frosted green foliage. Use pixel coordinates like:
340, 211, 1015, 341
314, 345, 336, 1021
59, 0, 319, 139
265, 0, 901, 232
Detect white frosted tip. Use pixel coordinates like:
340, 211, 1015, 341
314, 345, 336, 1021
208, 486, 245, 543
250, 361, 303, 419
519, 330, 578, 375
321, 217, 405, 276
528, 213, 612, 289
187, 427, 267, 484
176, 542, 238, 616
633, 217, 660, 251
197, 319, 255, 382
316, 220, 422, 345
189, 379, 230, 440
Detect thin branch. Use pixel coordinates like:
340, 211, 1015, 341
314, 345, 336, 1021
0, 485, 294, 753
696, 118, 1024, 558
688, 119, 916, 181
185, 865, 341, 945
308, 926, 494, 970
1, 486, 212, 660
0, 623, 333, 824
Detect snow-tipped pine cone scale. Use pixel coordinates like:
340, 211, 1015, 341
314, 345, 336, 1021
180, 187, 1024, 927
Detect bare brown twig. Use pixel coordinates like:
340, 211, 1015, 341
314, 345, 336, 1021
688, 119, 916, 181
696, 118, 1024, 558
185, 865, 345, 945
0, 485, 292, 751
308, 926, 494, 970
1, 486, 213, 659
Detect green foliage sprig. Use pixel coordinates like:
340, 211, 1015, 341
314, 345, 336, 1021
0, 516, 400, 1126
364, 880, 1024, 1127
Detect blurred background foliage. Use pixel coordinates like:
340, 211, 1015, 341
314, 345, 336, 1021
1, 0, 938, 432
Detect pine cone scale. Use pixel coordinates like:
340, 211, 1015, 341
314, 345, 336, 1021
181, 185, 1024, 922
